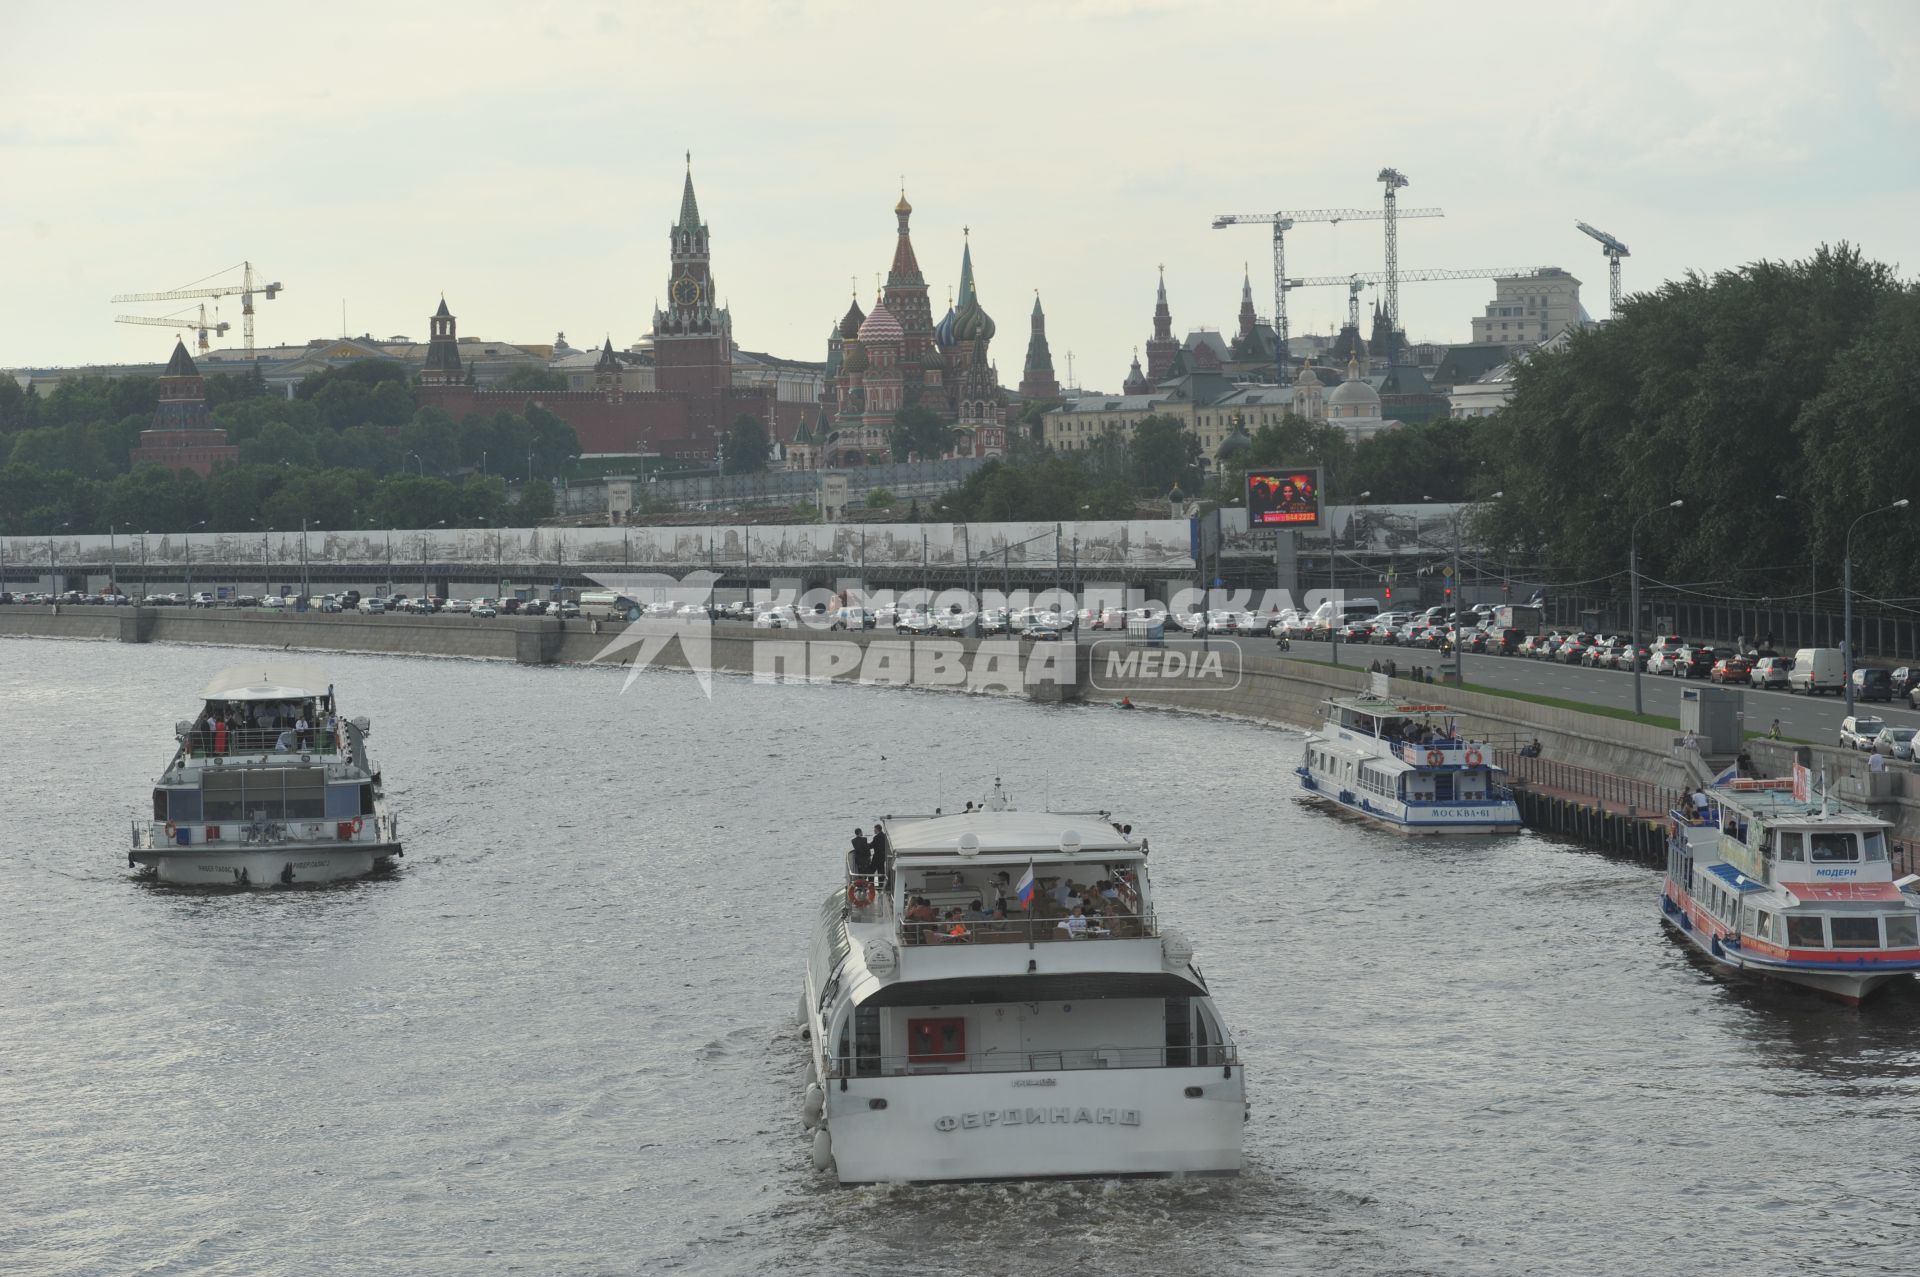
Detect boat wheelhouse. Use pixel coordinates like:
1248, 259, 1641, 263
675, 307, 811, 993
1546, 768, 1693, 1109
799, 784, 1244, 1184
130, 664, 401, 886
1661, 780, 1920, 1002
1296, 692, 1522, 835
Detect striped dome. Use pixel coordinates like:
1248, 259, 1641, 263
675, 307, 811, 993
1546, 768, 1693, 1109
858, 299, 903, 344
934, 305, 957, 349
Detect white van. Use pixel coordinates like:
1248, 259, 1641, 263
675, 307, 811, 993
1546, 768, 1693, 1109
1789, 647, 1843, 695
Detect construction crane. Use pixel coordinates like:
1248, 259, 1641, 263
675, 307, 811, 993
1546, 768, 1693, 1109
1210, 204, 1442, 366
1575, 221, 1629, 316
1376, 168, 1411, 328
113, 261, 283, 357
1287, 266, 1565, 347
114, 304, 230, 353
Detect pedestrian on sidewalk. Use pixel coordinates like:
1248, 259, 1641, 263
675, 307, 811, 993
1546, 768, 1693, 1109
1768, 719, 1781, 740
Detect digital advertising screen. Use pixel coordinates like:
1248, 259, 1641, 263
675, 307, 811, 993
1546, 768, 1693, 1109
1248, 467, 1323, 528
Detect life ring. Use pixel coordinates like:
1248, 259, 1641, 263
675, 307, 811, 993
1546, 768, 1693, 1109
1426, 749, 1444, 767
165, 820, 178, 839
847, 880, 876, 908
351, 816, 364, 835
1465, 748, 1484, 766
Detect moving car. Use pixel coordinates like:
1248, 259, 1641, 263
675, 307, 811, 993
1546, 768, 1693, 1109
1709, 655, 1754, 684
1872, 726, 1917, 760
1748, 655, 1792, 688
1788, 647, 1844, 695
1839, 715, 1887, 751
1673, 645, 1718, 679
1851, 667, 1894, 703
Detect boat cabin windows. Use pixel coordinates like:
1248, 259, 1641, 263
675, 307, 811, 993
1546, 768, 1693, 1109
1785, 915, 1827, 948
1776, 832, 1804, 862
1829, 916, 1881, 949
1886, 914, 1919, 949
1752, 909, 1777, 945
907, 1017, 966, 1065
1807, 832, 1860, 864
201, 766, 327, 821
1863, 831, 1888, 862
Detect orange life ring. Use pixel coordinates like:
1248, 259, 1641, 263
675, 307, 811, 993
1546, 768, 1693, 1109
1426, 749, 1444, 767
847, 880, 876, 908
165, 820, 178, 839
1465, 748, 1484, 766
351, 816, 364, 835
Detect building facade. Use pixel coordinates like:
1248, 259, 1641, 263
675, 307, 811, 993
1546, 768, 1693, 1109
126, 340, 240, 477
1469, 268, 1587, 346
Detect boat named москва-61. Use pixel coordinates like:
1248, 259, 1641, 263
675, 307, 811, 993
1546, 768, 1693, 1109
1297, 687, 1523, 835
130, 664, 401, 886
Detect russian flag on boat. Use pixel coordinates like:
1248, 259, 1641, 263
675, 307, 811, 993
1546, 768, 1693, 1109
1016, 862, 1036, 909
1709, 762, 1739, 788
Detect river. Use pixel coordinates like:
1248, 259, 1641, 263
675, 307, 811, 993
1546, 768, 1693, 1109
2, 638, 1917, 1276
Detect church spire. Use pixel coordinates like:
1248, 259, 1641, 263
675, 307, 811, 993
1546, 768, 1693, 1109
1237, 263, 1258, 342
1146, 266, 1178, 380
1018, 290, 1059, 402
677, 152, 702, 233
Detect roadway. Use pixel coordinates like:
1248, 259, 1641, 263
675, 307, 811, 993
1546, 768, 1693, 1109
1158, 634, 1920, 751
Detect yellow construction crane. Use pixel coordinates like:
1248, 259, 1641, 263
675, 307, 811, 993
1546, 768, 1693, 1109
114, 303, 230, 353
112, 261, 283, 357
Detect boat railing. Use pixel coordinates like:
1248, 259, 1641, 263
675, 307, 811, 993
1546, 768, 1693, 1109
179, 727, 345, 761
1498, 749, 1683, 815
898, 910, 1158, 946
131, 811, 398, 849
826, 1042, 1235, 1079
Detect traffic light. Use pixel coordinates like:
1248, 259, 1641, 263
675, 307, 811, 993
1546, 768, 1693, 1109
1383, 586, 1392, 601
1444, 585, 1453, 598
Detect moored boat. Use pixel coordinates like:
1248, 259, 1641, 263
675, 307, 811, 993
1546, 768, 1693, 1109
1296, 690, 1522, 835
129, 664, 401, 886
799, 782, 1245, 1184
1660, 778, 1920, 1002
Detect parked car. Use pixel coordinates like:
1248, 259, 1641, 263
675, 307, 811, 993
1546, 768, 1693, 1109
1614, 642, 1652, 671
1748, 655, 1792, 689
1872, 726, 1918, 760
471, 603, 497, 618
359, 597, 386, 614
1646, 649, 1678, 676
1839, 715, 1888, 751
1851, 667, 1894, 703
1709, 655, 1754, 684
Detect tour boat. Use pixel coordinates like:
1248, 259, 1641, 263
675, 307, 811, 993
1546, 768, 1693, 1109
130, 664, 402, 886
1296, 689, 1522, 835
1660, 777, 1920, 1003
798, 782, 1245, 1184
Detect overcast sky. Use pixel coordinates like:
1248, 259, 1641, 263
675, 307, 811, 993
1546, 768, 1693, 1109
5, 1, 1916, 386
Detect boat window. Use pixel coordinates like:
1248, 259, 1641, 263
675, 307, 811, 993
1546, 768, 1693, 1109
1165, 995, 1192, 1068
1885, 914, 1919, 949
907, 1016, 966, 1064
853, 1006, 880, 1077
1785, 915, 1826, 948
1829, 916, 1880, 949
1863, 831, 1888, 862
1777, 832, 1804, 862
1808, 833, 1858, 863
1752, 910, 1773, 944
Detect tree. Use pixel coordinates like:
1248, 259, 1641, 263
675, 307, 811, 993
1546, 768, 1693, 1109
514, 480, 556, 523
500, 364, 569, 393
890, 406, 953, 462
723, 414, 770, 474
864, 487, 895, 509
1129, 415, 1201, 496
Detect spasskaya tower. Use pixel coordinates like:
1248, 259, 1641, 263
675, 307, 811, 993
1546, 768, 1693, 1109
652, 155, 733, 408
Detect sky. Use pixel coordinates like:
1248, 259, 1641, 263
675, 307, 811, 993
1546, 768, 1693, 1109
4, 0, 1917, 387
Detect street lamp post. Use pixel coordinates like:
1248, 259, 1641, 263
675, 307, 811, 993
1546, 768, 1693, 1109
184, 520, 207, 595
108, 524, 118, 596
1844, 498, 1910, 715
1429, 491, 1503, 685
1328, 490, 1369, 666
1630, 499, 1684, 715
408, 451, 426, 478
1774, 493, 1817, 646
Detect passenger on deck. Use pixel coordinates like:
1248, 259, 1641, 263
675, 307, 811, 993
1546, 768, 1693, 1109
213, 717, 228, 755
274, 729, 295, 752
1057, 906, 1089, 937
989, 870, 1012, 911
963, 900, 990, 922
870, 826, 892, 887
904, 897, 937, 940
942, 909, 971, 942
851, 828, 872, 875
294, 713, 311, 751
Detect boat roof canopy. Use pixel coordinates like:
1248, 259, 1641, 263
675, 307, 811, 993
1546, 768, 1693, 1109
884, 811, 1140, 859
199, 664, 332, 703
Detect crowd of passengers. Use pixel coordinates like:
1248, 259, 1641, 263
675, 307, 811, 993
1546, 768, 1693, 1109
901, 874, 1138, 943
186, 698, 336, 756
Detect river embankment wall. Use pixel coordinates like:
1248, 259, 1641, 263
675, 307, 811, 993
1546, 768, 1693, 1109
0, 607, 1819, 828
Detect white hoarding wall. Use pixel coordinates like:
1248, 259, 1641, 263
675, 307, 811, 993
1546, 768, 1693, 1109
3, 521, 1196, 572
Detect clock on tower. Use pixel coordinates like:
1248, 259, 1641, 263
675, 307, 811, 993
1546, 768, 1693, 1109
672, 274, 699, 308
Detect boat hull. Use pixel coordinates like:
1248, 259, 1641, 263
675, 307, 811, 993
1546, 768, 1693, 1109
131, 842, 401, 887
818, 1064, 1245, 1184
1658, 900, 1918, 1004
1296, 769, 1522, 836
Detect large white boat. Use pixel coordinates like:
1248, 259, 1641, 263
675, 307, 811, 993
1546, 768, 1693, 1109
130, 664, 402, 886
1296, 691, 1522, 835
1661, 778, 1920, 1003
799, 783, 1244, 1184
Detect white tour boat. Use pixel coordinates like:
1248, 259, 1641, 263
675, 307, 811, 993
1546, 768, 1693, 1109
130, 664, 402, 886
1661, 777, 1920, 1003
799, 782, 1244, 1184
1296, 689, 1522, 835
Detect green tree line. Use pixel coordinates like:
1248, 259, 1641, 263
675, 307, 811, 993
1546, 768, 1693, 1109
0, 359, 579, 534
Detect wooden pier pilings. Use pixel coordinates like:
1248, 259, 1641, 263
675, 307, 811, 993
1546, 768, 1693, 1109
1510, 785, 1669, 864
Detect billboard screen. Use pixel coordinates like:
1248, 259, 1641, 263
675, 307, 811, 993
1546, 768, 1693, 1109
1248, 468, 1323, 528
